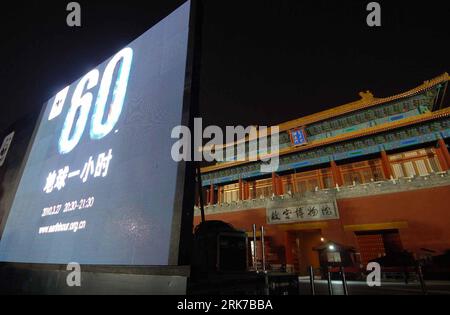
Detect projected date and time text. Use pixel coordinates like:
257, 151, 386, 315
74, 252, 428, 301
42, 197, 95, 218
38, 197, 95, 235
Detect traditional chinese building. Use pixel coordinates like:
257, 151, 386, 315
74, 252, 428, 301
194, 73, 450, 275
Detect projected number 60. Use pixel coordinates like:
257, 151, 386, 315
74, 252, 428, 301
58, 48, 133, 154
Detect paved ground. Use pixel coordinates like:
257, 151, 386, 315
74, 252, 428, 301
298, 280, 450, 295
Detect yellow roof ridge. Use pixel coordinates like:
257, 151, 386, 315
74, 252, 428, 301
204, 73, 449, 152
277, 72, 449, 133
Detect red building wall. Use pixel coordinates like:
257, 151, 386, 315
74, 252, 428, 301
194, 185, 450, 267
336, 185, 450, 254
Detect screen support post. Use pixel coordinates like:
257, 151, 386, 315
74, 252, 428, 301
190, 0, 206, 225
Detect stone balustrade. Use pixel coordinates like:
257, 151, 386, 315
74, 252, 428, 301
194, 171, 450, 216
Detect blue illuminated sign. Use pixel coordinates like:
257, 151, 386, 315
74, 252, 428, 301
291, 128, 308, 146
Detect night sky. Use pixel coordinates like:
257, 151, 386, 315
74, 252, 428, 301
1, 0, 449, 135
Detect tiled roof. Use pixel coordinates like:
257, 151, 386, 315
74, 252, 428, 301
202, 73, 449, 153
201, 106, 450, 174
277, 72, 449, 133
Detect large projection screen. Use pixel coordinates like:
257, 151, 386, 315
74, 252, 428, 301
0, 1, 193, 267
